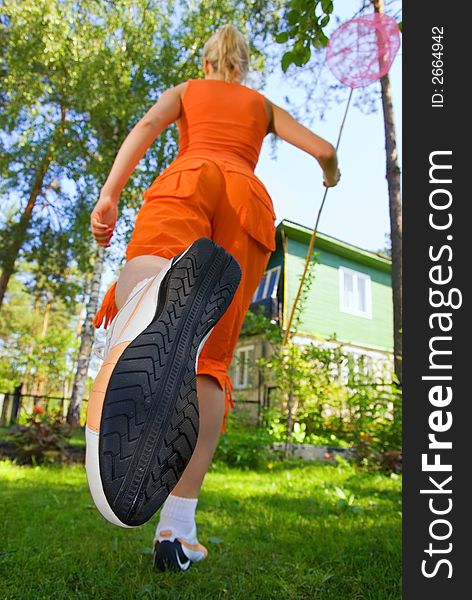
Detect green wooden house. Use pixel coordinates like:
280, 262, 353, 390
229, 219, 393, 414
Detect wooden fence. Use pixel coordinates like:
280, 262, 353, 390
0, 388, 76, 426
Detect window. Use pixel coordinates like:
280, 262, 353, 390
234, 345, 255, 389
339, 267, 372, 319
251, 266, 281, 303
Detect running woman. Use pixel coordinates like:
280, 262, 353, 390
87, 24, 340, 572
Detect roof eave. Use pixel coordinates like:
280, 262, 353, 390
277, 219, 391, 273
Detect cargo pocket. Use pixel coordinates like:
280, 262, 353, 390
143, 162, 204, 202
236, 175, 277, 252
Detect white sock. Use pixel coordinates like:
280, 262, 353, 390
155, 494, 198, 544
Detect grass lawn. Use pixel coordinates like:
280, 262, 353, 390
0, 459, 401, 600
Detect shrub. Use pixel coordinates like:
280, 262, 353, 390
8, 413, 72, 464
213, 409, 273, 470
351, 432, 402, 472
258, 340, 402, 471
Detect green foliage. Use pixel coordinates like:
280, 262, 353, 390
275, 0, 332, 72
240, 304, 282, 344
0, 274, 80, 394
24, 226, 83, 310
246, 282, 402, 471
8, 412, 72, 464
262, 342, 401, 458
1, 0, 181, 261
268, 415, 350, 448
275, 1, 402, 75
213, 409, 273, 470
0, 277, 36, 391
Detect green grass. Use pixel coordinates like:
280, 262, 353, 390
0, 460, 401, 600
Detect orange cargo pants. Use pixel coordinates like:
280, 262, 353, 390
93, 156, 277, 433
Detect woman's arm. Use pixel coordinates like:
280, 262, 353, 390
100, 83, 186, 200
90, 83, 186, 247
268, 100, 341, 188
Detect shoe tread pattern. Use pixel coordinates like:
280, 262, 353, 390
98, 238, 241, 525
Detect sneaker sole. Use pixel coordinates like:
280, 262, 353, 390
86, 238, 241, 527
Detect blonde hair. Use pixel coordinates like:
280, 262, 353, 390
202, 24, 250, 82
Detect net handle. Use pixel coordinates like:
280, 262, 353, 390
282, 86, 354, 346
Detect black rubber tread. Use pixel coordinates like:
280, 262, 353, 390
98, 238, 241, 526
153, 540, 192, 572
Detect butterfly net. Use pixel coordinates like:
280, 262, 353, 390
326, 13, 400, 89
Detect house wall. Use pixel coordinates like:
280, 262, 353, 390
284, 237, 394, 352
228, 335, 267, 419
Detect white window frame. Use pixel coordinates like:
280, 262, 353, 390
251, 266, 281, 303
338, 266, 372, 319
233, 344, 256, 389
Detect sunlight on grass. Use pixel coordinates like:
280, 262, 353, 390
0, 460, 401, 599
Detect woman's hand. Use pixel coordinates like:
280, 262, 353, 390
90, 196, 118, 247
323, 167, 341, 188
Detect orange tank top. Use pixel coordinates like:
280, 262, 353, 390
175, 79, 269, 171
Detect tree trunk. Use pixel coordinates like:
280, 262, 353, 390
10, 384, 23, 425
373, 0, 402, 386
41, 299, 52, 337
0, 106, 66, 311
67, 246, 105, 426
30, 297, 53, 400
0, 153, 52, 309
21, 296, 41, 396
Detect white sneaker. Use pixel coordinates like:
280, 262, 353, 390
85, 238, 241, 528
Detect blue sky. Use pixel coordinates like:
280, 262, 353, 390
255, 1, 402, 253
